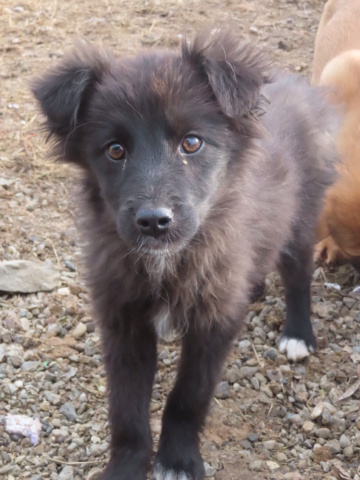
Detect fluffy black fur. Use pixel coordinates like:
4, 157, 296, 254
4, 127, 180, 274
32, 31, 338, 480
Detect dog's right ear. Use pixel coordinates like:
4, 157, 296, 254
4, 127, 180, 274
32, 42, 112, 145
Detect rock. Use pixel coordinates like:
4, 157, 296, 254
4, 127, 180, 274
238, 340, 251, 352
86, 468, 103, 480
240, 440, 252, 449
59, 402, 77, 422
57, 287, 70, 296
325, 439, 341, 454
5, 414, 41, 445
343, 445, 353, 457
214, 381, 231, 399
21, 361, 41, 372
65, 260, 76, 272
0, 465, 15, 474
239, 366, 258, 379
262, 440, 276, 450
20, 317, 30, 331
282, 474, 304, 480
0, 344, 6, 362
340, 434, 351, 449
84, 338, 100, 356
311, 402, 336, 420
204, 462, 216, 476
248, 432, 260, 442
313, 446, 332, 463
248, 460, 264, 471
263, 348, 277, 361
225, 367, 240, 384
320, 462, 331, 473
276, 452, 287, 462
47, 323, 61, 337
321, 410, 333, 426
315, 428, 331, 439
288, 414, 302, 425
302, 421, 314, 433
6, 344, 24, 368
44, 391, 61, 406
313, 302, 334, 319
266, 461, 280, 471
71, 322, 87, 339
329, 388, 340, 404
250, 377, 260, 390
89, 443, 108, 457
59, 466, 74, 480
0, 260, 59, 293
266, 369, 282, 382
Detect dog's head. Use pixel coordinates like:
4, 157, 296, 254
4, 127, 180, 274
33, 32, 270, 255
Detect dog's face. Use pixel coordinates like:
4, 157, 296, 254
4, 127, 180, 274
33, 34, 269, 255
83, 55, 237, 254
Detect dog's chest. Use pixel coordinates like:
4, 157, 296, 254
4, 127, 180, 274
152, 305, 180, 342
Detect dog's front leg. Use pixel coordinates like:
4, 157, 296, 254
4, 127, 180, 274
153, 321, 236, 480
100, 302, 157, 480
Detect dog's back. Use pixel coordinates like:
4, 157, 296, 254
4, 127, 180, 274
312, 0, 360, 264
312, 0, 360, 84
262, 75, 338, 237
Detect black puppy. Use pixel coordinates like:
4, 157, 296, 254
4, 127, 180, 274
33, 32, 338, 480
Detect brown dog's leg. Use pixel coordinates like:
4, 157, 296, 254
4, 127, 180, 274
100, 302, 157, 480
314, 235, 348, 266
153, 320, 238, 480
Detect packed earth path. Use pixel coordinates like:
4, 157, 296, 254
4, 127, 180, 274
0, 0, 360, 479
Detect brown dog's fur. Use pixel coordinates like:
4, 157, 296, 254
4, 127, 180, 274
32, 32, 338, 480
312, 0, 360, 267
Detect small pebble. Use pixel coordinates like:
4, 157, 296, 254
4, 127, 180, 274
248, 432, 260, 443
59, 466, 74, 480
204, 462, 216, 477
214, 381, 231, 399
71, 322, 87, 339
340, 434, 351, 449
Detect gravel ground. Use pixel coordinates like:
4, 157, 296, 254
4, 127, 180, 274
1, 0, 360, 479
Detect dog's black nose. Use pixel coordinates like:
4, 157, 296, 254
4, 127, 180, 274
135, 208, 173, 237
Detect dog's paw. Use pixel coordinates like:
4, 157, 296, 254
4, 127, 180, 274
314, 236, 347, 266
152, 464, 192, 480
100, 450, 149, 480
279, 337, 315, 362
152, 445, 205, 480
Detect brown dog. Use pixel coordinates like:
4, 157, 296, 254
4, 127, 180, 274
312, 0, 360, 268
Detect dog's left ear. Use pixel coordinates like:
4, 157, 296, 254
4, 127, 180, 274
183, 31, 271, 119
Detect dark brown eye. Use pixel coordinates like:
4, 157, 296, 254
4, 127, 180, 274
106, 143, 125, 161
181, 135, 203, 154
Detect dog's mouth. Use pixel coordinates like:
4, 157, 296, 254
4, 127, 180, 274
134, 235, 184, 255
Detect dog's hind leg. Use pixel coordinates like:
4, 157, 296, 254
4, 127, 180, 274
152, 320, 237, 480
277, 245, 316, 362
249, 279, 266, 303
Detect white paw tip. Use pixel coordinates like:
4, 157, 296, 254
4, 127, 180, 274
152, 464, 190, 480
279, 337, 313, 362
